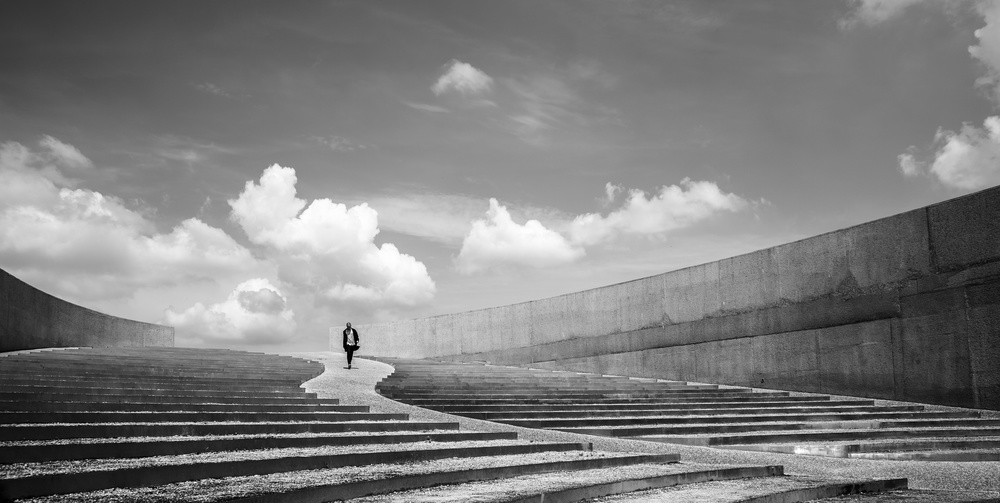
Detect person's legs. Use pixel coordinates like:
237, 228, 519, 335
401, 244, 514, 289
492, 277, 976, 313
346, 347, 354, 368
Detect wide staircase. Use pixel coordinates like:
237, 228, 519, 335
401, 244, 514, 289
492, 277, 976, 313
376, 359, 1000, 462
0, 348, 926, 502
0, 347, 800, 502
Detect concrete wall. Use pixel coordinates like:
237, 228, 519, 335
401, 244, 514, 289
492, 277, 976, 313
0, 268, 174, 352
354, 187, 1000, 410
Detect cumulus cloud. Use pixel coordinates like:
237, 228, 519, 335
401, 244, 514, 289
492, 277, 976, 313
569, 179, 749, 246
228, 164, 436, 309
165, 278, 296, 346
455, 198, 584, 274
971, 1, 1000, 103
0, 138, 258, 301
432, 60, 494, 96
899, 117, 1000, 189
840, 0, 928, 28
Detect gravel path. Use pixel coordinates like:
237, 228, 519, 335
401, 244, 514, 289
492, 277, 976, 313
286, 352, 1000, 496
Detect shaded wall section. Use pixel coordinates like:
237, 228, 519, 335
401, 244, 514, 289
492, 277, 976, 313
0, 268, 174, 352
354, 187, 1000, 410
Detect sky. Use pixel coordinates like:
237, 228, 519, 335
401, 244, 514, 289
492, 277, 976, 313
2, 0, 999, 351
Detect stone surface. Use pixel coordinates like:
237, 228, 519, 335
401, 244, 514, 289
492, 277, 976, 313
355, 186, 1000, 411
0, 267, 173, 352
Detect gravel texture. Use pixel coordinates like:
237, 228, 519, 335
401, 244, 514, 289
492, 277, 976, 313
286, 352, 1000, 496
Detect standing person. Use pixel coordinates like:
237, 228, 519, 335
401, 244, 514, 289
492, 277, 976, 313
342, 322, 360, 369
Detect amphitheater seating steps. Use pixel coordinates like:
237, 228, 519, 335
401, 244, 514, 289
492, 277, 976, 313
374, 358, 1000, 466
0, 347, 906, 503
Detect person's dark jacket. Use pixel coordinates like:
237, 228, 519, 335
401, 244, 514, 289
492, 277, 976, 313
343, 327, 359, 350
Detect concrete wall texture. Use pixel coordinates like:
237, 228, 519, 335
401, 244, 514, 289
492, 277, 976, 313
1, 268, 174, 352
355, 186, 1000, 410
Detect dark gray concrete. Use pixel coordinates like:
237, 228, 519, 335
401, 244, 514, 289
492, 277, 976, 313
0, 267, 173, 351
358, 186, 1000, 410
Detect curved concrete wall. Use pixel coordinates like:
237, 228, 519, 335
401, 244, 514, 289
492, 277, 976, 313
355, 187, 1000, 410
0, 268, 174, 352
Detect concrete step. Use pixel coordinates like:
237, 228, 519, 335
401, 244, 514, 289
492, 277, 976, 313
0, 393, 341, 405
0, 378, 303, 393
0, 386, 315, 398
23, 452, 683, 502
1, 431, 520, 463
644, 427, 1000, 446
455, 405, 927, 420
497, 411, 979, 429
718, 438, 1000, 462
0, 418, 467, 441
429, 399, 870, 413
0, 410, 403, 423
580, 477, 909, 503
0, 442, 597, 499
0, 400, 358, 413
343, 464, 787, 503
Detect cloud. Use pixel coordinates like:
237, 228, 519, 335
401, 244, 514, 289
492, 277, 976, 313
195, 82, 240, 99
455, 198, 584, 274
897, 150, 921, 176
38, 135, 93, 170
404, 101, 451, 113
228, 164, 436, 310
569, 179, 749, 246
971, 1, 1000, 103
366, 193, 485, 245
165, 278, 296, 346
501, 62, 622, 145
840, 0, 928, 28
432, 60, 494, 96
0, 137, 259, 301
899, 117, 1000, 189
311, 135, 370, 152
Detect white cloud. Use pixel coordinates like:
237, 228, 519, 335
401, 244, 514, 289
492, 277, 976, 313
897, 117, 1000, 189
569, 179, 749, 246
432, 60, 494, 96
971, 1, 1000, 103
455, 198, 584, 274
935, 117, 1000, 189
604, 182, 622, 206
38, 135, 93, 170
228, 164, 436, 309
195, 82, 239, 99
366, 193, 484, 245
165, 278, 296, 346
311, 135, 370, 152
840, 0, 928, 28
897, 151, 921, 176
404, 101, 451, 113
0, 138, 259, 301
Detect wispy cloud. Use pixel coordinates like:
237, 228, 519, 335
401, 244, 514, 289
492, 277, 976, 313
404, 101, 451, 113
500, 61, 622, 145
195, 82, 242, 99
839, 0, 928, 29
310, 135, 371, 152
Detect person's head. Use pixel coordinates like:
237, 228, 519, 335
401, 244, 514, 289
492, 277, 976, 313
346, 322, 352, 328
